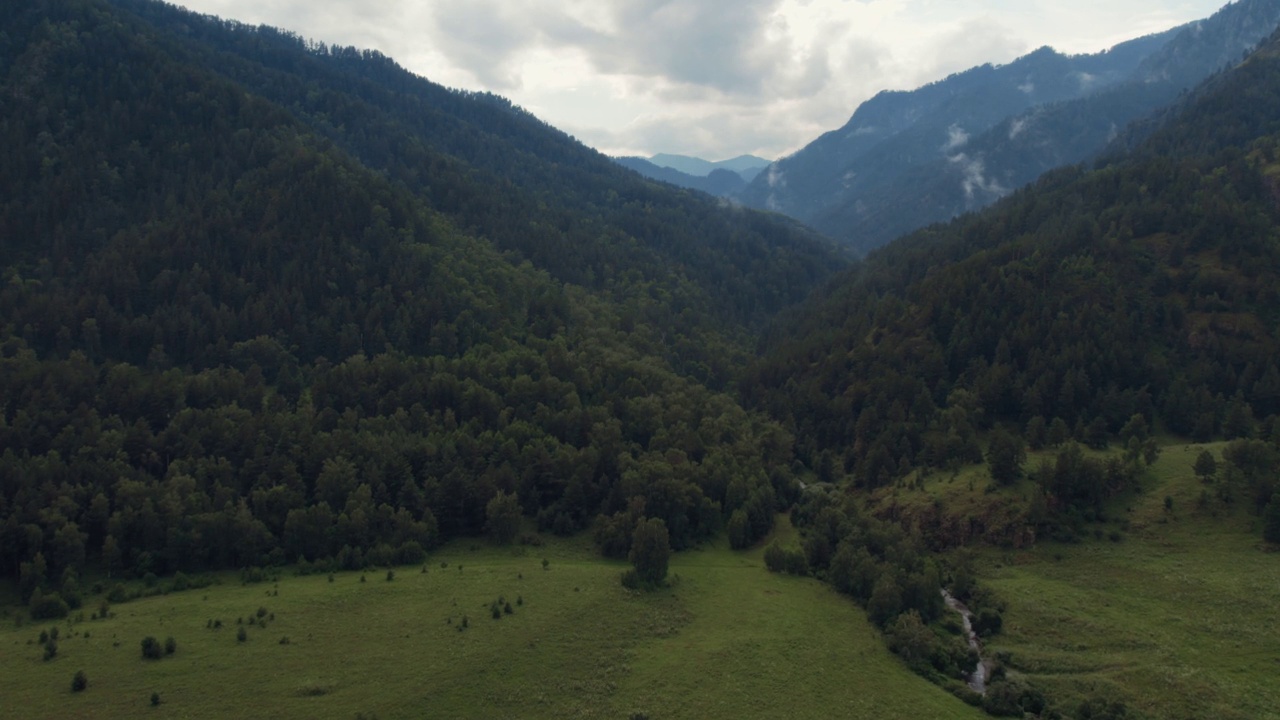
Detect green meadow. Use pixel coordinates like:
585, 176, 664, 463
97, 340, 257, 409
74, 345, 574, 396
1, 518, 982, 720
978, 442, 1280, 720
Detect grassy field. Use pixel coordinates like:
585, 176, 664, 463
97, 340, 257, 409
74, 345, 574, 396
1, 518, 983, 720
978, 442, 1280, 719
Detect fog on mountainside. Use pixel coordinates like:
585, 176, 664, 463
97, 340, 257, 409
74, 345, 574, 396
741, 0, 1280, 255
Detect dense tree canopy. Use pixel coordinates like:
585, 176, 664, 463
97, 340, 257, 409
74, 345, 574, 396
0, 0, 836, 588
746, 27, 1280, 498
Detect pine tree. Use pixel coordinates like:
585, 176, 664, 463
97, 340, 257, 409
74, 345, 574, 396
1264, 494, 1280, 545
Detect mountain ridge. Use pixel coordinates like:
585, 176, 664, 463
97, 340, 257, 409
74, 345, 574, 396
742, 0, 1280, 255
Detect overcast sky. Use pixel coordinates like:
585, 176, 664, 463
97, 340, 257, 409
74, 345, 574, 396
175, 0, 1230, 160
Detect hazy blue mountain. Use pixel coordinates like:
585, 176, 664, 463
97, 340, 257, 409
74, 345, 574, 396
741, 0, 1280, 254
648, 153, 771, 180
615, 156, 749, 195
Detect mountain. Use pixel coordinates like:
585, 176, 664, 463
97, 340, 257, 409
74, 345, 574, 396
649, 153, 772, 180
614, 156, 750, 196
746, 22, 1280, 503
613, 153, 772, 197
742, 0, 1280, 254
0, 0, 847, 584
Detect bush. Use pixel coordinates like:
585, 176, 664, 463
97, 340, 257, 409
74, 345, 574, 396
164, 637, 177, 655
71, 670, 88, 692
141, 636, 163, 660
107, 584, 128, 603
43, 639, 58, 661
150, 692, 161, 707
973, 608, 1003, 637
236, 627, 248, 643
29, 591, 70, 621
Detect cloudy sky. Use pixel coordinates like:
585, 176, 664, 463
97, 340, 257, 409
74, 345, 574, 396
175, 0, 1230, 160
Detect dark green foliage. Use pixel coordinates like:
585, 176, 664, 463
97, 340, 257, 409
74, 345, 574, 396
43, 639, 58, 662
29, 590, 69, 621
973, 608, 1003, 637
71, 670, 88, 692
1222, 440, 1280, 512
140, 636, 163, 660
485, 491, 522, 546
0, 0, 823, 588
747, 30, 1280, 496
1194, 450, 1218, 482
236, 627, 248, 643
762, 541, 809, 575
164, 637, 176, 655
987, 428, 1026, 486
385, 570, 394, 582
868, 576, 903, 628
627, 518, 671, 588
983, 677, 1048, 717
1264, 494, 1280, 544
151, 692, 161, 707
883, 610, 933, 672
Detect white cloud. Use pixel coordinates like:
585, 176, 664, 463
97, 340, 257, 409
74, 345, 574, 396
173, 0, 1230, 159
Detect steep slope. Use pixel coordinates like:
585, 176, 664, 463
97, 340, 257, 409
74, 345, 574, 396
737, 29, 1178, 239
0, 0, 824, 588
819, 0, 1280, 253
104, 0, 845, 378
744, 0, 1280, 255
747, 25, 1280, 498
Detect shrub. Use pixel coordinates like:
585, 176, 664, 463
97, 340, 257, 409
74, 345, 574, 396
236, 626, 248, 643
29, 591, 70, 621
256, 606, 268, 619
140, 636, 163, 660
71, 670, 88, 692
164, 637, 177, 655
150, 692, 160, 707
386, 570, 395, 582
973, 608, 1003, 637
490, 602, 501, 620
43, 639, 58, 661
107, 584, 128, 603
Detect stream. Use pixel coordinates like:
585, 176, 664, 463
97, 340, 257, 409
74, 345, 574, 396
941, 589, 990, 695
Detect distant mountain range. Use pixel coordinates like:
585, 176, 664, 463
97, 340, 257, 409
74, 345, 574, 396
613, 153, 770, 196
738, 0, 1280, 254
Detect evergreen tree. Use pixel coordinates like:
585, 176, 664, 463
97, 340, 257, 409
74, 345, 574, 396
484, 491, 522, 546
988, 428, 1026, 486
1193, 450, 1217, 483
1264, 494, 1280, 545
628, 518, 671, 587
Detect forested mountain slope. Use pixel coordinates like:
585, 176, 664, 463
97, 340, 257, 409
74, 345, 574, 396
0, 0, 837, 594
743, 0, 1280, 255
746, 25, 1280, 508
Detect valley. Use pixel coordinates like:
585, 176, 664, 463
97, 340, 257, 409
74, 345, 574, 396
3, 0, 1280, 718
